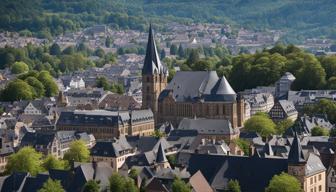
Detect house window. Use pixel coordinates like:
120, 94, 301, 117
318, 185, 322, 191
318, 174, 321, 181
311, 177, 313, 184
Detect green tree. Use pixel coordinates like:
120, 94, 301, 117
178, 44, 185, 58
244, 114, 276, 138
311, 126, 329, 136
276, 119, 294, 135
129, 168, 139, 182
233, 138, 250, 156
50, 43, 61, 56
96, 76, 110, 90
63, 140, 90, 163
6, 146, 43, 175
172, 177, 191, 192
151, 130, 165, 138
42, 155, 66, 171
330, 128, 336, 137
38, 71, 58, 97
38, 178, 65, 192
109, 173, 125, 192
160, 49, 166, 59
109, 173, 137, 192
105, 37, 112, 48
11, 61, 29, 74
226, 179, 241, 192
83, 180, 100, 192
62, 46, 75, 55
25, 76, 45, 98
187, 49, 200, 65
265, 172, 301, 192
170, 44, 178, 55
1, 79, 34, 101
95, 48, 105, 58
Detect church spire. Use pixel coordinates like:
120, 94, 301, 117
142, 24, 168, 76
288, 132, 306, 164
156, 143, 168, 163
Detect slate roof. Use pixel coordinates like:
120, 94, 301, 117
57, 109, 153, 127
91, 136, 133, 158
98, 93, 140, 110
159, 71, 236, 102
179, 153, 288, 192
288, 132, 306, 164
142, 24, 168, 76
21, 132, 56, 147
178, 118, 236, 135
0, 172, 29, 192
156, 143, 168, 163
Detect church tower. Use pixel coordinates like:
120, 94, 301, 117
142, 25, 168, 124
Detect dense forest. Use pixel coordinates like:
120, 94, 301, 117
0, 0, 336, 41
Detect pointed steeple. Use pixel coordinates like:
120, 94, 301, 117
288, 132, 306, 164
156, 143, 168, 163
142, 24, 168, 76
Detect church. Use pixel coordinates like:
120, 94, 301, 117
141, 25, 246, 128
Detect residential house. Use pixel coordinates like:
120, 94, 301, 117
269, 100, 298, 122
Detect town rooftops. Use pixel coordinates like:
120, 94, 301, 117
178, 118, 236, 135
56, 109, 153, 127
159, 71, 236, 102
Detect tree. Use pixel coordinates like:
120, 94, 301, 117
265, 172, 301, 192
187, 49, 200, 65
151, 130, 165, 138
160, 49, 166, 59
95, 48, 105, 58
1, 79, 34, 101
105, 37, 112, 48
172, 177, 191, 192
109, 172, 137, 192
38, 71, 58, 97
192, 60, 212, 71
50, 43, 61, 56
178, 44, 185, 58
311, 126, 329, 136
129, 168, 139, 182
11, 61, 29, 74
233, 138, 250, 156
170, 44, 178, 55
330, 128, 336, 137
25, 76, 45, 98
62, 46, 75, 55
109, 173, 125, 192
63, 140, 90, 163
226, 179, 241, 192
42, 155, 66, 171
38, 178, 65, 192
83, 180, 100, 192
275, 119, 294, 135
6, 146, 43, 175
244, 114, 276, 138
96, 76, 110, 90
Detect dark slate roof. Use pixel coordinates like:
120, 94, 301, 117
126, 136, 171, 153
204, 76, 236, 101
142, 24, 168, 76
180, 153, 288, 192
278, 100, 298, 116
159, 71, 236, 102
0, 172, 29, 192
91, 136, 133, 158
156, 143, 168, 163
288, 132, 306, 164
124, 151, 156, 168
21, 174, 49, 192
178, 118, 236, 135
21, 132, 56, 147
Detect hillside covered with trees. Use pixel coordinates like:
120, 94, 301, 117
0, 0, 336, 41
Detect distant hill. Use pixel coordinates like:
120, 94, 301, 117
0, 0, 335, 42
